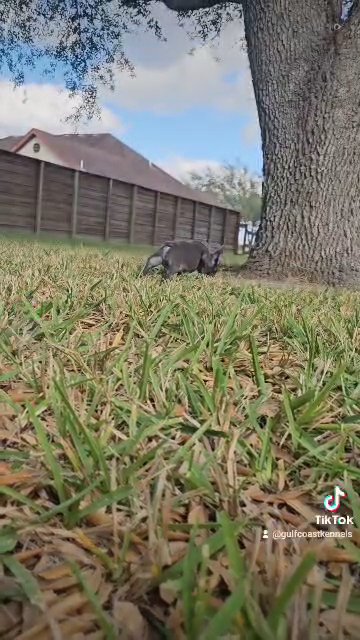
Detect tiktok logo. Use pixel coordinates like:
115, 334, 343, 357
323, 486, 346, 513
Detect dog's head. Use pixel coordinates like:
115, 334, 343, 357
201, 245, 224, 274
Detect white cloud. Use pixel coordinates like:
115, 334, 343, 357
106, 45, 254, 115
158, 156, 262, 195
0, 81, 125, 137
158, 156, 222, 180
105, 17, 256, 117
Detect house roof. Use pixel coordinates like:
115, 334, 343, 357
0, 135, 23, 151
0, 128, 226, 208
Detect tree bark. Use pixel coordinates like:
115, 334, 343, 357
242, 0, 360, 286
163, 0, 360, 286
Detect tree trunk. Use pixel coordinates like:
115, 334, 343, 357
241, 0, 360, 286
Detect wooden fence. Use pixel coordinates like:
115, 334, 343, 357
0, 150, 240, 250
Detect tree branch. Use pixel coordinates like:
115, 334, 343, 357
161, 0, 240, 12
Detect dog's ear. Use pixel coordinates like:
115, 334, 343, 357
209, 244, 223, 254
215, 244, 224, 254
210, 246, 223, 264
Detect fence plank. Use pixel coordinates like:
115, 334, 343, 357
105, 178, 113, 241
224, 208, 238, 250
174, 197, 181, 239
134, 186, 155, 245
129, 184, 137, 244
221, 209, 228, 245
196, 204, 210, 241
78, 173, 107, 238
152, 191, 160, 245
208, 206, 214, 243
111, 181, 132, 241
42, 164, 73, 234
71, 170, 79, 238
192, 202, 198, 239
35, 161, 45, 234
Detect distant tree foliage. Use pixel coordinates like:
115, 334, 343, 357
184, 163, 262, 221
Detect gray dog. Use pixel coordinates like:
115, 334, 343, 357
142, 240, 223, 279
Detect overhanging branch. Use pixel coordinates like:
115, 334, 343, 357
161, 0, 240, 12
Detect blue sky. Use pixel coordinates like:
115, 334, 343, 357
0, 5, 262, 181
118, 107, 262, 175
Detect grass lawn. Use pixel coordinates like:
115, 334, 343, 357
0, 235, 359, 639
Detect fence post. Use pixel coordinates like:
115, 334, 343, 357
71, 170, 79, 238
129, 185, 137, 244
35, 161, 44, 235
208, 206, 214, 243
192, 202, 198, 239
152, 191, 160, 245
174, 197, 181, 239
104, 178, 113, 241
